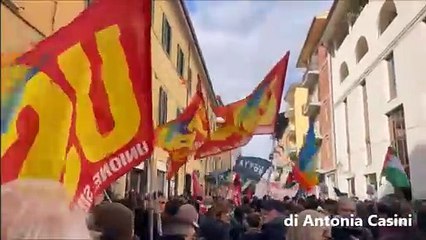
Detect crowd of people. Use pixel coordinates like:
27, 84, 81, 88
89, 191, 426, 240
2, 179, 426, 240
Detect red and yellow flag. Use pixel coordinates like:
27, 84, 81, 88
195, 52, 289, 159
155, 79, 210, 179
1, 0, 153, 211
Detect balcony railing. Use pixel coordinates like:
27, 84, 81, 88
303, 102, 321, 118
301, 70, 319, 89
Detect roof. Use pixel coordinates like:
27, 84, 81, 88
178, 0, 219, 107
296, 12, 328, 68
320, 0, 347, 45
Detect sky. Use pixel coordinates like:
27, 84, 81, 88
186, 0, 332, 159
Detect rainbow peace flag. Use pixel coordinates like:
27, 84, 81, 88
155, 81, 209, 179
1, 54, 43, 134
295, 120, 318, 190
195, 52, 289, 159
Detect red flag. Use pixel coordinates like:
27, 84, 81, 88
233, 173, 242, 206
292, 166, 315, 191
155, 78, 210, 179
195, 52, 289, 159
1, 0, 153, 211
192, 171, 203, 198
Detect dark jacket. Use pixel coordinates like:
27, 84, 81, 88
378, 226, 417, 240
134, 208, 160, 240
199, 216, 231, 240
261, 216, 287, 240
230, 217, 245, 240
159, 236, 185, 240
241, 229, 263, 240
331, 225, 373, 240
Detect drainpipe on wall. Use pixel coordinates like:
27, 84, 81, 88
51, 0, 58, 33
327, 47, 338, 188
183, 42, 191, 169
183, 40, 192, 194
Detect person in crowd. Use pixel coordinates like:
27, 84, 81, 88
251, 197, 262, 213
241, 196, 253, 215
134, 199, 146, 240
161, 204, 199, 240
303, 195, 320, 210
230, 206, 246, 240
241, 212, 263, 240
376, 195, 416, 240
414, 203, 426, 240
249, 196, 259, 211
331, 197, 373, 240
288, 202, 305, 215
286, 209, 332, 240
134, 192, 166, 240
91, 202, 137, 240
356, 201, 379, 239
321, 199, 337, 216
260, 199, 288, 239
199, 200, 232, 240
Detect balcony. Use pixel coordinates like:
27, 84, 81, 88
303, 102, 321, 118
301, 70, 319, 90
307, 54, 319, 70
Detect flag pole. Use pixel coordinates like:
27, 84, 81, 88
267, 135, 275, 196
146, 155, 155, 240
103, 190, 112, 203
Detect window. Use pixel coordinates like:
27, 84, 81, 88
365, 173, 377, 191
386, 52, 397, 100
340, 62, 349, 82
161, 14, 172, 55
361, 81, 372, 165
126, 169, 143, 194
177, 45, 185, 77
158, 87, 168, 125
378, 0, 397, 35
347, 177, 356, 196
187, 68, 193, 100
344, 99, 352, 171
355, 36, 369, 63
157, 170, 165, 193
387, 106, 410, 176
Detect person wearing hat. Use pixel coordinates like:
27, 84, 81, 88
161, 204, 199, 240
90, 202, 137, 240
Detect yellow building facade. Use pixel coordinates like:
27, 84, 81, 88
285, 84, 310, 151
1, 0, 223, 198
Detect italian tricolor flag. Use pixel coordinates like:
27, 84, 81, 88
381, 147, 410, 188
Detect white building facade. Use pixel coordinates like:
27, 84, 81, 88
322, 0, 426, 200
